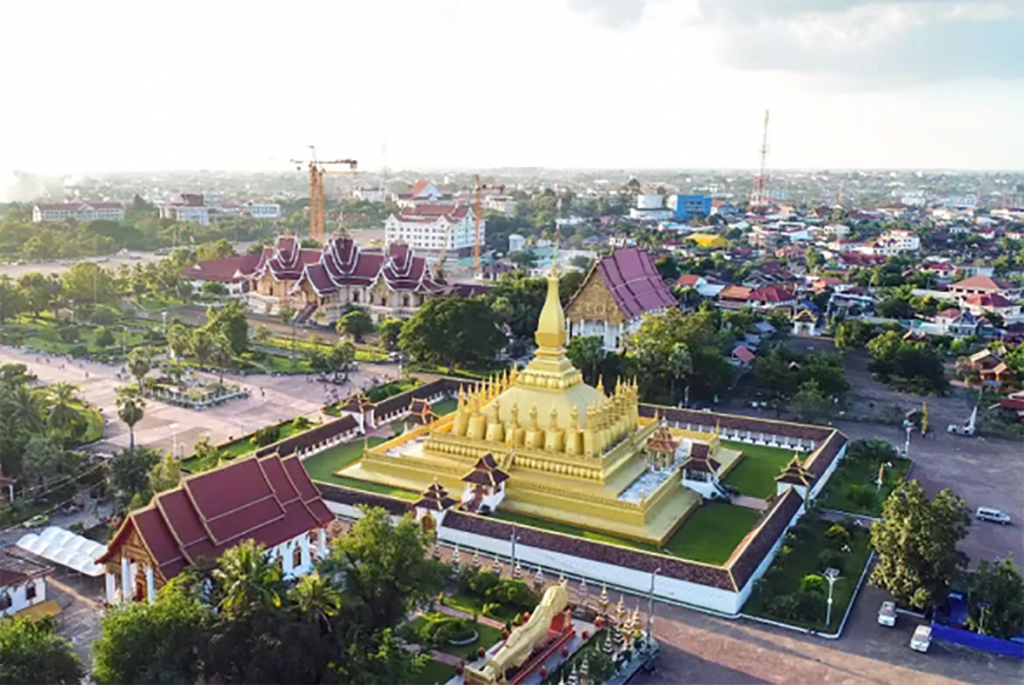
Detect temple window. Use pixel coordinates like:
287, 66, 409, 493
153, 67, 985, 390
292, 544, 302, 569
380, 296, 387, 306
402, 295, 410, 307
353, 291, 360, 303
0, 592, 10, 611
26, 583, 36, 600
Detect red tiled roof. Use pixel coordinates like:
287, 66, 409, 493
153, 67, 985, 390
296, 236, 444, 295
718, 285, 752, 301
676, 274, 702, 287
98, 454, 332, 582
397, 204, 470, 221
732, 346, 755, 364
950, 275, 1011, 292
965, 292, 1015, 308
749, 285, 796, 303
182, 254, 261, 282
409, 180, 433, 197
587, 248, 676, 320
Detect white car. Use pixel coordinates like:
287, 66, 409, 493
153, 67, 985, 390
877, 600, 897, 627
910, 625, 932, 653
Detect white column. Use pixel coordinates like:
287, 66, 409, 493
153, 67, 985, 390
105, 572, 117, 604
121, 558, 132, 603
318, 528, 327, 558
300, 535, 312, 571
146, 566, 156, 604
281, 543, 292, 576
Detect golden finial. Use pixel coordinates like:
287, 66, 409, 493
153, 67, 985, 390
596, 375, 605, 395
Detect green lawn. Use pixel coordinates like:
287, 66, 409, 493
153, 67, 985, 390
180, 420, 319, 473
819, 456, 912, 517
721, 441, 794, 499
302, 436, 419, 501
441, 622, 504, 659
11, 320, 150, 359
443, 592, 519, 623
134, 295, 182, 312
743, 518, 872, 632
432, 398, 457, 417
413, 659, 456, 685
664, 502, 762, 565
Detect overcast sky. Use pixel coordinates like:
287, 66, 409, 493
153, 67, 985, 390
1, 0, 1021, 180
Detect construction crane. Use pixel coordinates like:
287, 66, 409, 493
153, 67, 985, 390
291, 146, 357, 245
749, 109, 771, 211
472, 174, 505, 270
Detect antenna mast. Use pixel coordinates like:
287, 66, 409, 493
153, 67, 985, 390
749, 109, 771, 211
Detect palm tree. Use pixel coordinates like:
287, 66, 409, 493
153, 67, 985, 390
46, 382, 80, 437
290, 572, 341, 633
116, 386, 145, 450
213, 540, 284, 615
6, 384, 44, 434
126, 347, 153, 390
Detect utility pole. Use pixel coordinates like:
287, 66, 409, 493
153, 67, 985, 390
646, 567, 661, 644
749, 110, 771, 211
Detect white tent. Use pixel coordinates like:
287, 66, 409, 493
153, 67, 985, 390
16, 526, 108, 577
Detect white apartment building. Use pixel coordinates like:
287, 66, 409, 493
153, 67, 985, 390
484, 195, 517, 216
159, 194, 210, 226
384, 204, 481, 254
246, 202, 281, 219
874, 229, 920, 255
33, 202, 125, 223
354, 187, 387, 203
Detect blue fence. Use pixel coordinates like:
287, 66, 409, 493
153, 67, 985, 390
931, 622, 1024, 659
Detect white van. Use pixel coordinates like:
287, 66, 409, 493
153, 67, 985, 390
910, 625, 932, 653
976, 507, 1012, 525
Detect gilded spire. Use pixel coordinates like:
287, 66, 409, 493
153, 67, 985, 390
596, 375, 605, 395
534, 270, 567, 351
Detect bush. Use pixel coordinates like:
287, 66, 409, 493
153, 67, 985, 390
93, 326, 116, 348
817, 549, 845, 574
485, 579, 538, 610
418, 614, 475, 647
845, 484, 877, 510
469, 571, 501, 598
825, 523, 851, 549
793, 590, 827, 622
250, 424, 281, 447
69, 344, 88, 358
799, 574, 827, 595
766, 594, 800, 620
58, 325, 80, 343
291, 416, 313, 431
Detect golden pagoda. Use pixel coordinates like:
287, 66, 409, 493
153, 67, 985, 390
341, 270, 717, 544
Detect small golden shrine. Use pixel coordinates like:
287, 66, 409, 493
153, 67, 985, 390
342, 270, 723, 544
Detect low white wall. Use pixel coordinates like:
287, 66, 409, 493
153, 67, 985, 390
809, 442, 847, 500
734, 496, 807, 607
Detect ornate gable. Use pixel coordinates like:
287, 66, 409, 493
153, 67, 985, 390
564, 270, 626, 325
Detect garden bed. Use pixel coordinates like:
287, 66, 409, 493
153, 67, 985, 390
818, 438, 911, 517
743, 515, 872, 632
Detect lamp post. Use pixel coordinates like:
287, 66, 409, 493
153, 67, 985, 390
170, 423, 179, 460
822, 567, 841, 629
902, 419, 912, 458
161, 311, 168, 336
979, 601, 990, 633
646, 567, 661, 645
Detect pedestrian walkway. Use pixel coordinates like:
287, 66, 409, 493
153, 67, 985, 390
731, 495, 769, 511
435, 602, 505, 629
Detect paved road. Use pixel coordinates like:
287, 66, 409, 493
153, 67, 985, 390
0, 346, 397, 458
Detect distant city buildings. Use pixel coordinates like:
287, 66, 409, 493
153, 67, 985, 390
32, 202, 124, 223
483, 194, 517, 216
384, 204, 481, 255
667, 194, 712, 221
393, 180, 449, 208
158, 194, 280, 226
353, 187, 387, 203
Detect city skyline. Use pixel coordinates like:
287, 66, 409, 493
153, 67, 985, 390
2, 0, 1022, 184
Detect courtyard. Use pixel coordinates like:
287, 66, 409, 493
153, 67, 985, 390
720, 441, 794, 499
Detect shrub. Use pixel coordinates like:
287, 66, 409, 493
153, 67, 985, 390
799, 574, 827, 595
291, 416, 313, 431
69, 344, 88, 358
486, 579, 538, 611
793, 590, 827, 622
93, 327, 116, 348
58, 325, 80, 343
845, 484, 876, 510
817, 549, 845, 574
766, 594, 799, 620
250, 424, 281, 447
469, 571, 501, 598
418, 614, 475, 647
825, 523, 851, 549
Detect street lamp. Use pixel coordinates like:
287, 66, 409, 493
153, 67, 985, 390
170, 423, 179, 460
979, 601, 990, 633
902, 419, 912, 458
161, 311, 168, 336
822, 567, 841, 629
647, 567, 661, 644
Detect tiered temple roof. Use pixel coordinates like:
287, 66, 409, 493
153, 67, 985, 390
775, 455, 813, 487
406, 398, 437, 426
97, 455, 333, 582
646, 419, 678, 454
414, 480, 457, 511
294, 236, 445, 295
254, 236, 320, 280
682, 443, 721, 474
461, 453, 510, 488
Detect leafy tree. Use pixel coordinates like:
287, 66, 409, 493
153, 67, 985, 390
94, 326, 116, 348
558, 269, 585, 305
116, 385, 146, 450
149, 452, 182, 495
21, 436, 67, 488
62, 262, 119, 305
569, 255, 593, 272
792, 379, 832, 423
5, 383, 44, 434
166, 322, 192, 360
486, 274, 547, 343
17, 272, 60, 317
0, 275, 27, 323
110, 445, 162, 510
214, 541, 286, 615
92, 584, 207, 685
337, 309, 375, 342
833, 319, 878, 350
308, 341, 356, 383
192, 436, 218, 463
209, 333, 235, 382
805, 247, 824, 272
189, 328, 216, 367
44, 382, 80, 438
399, 297, 504, 372
654, 255, 681, 283
196, 238, 235, 262
565, 335, 606, 386
205, 300, 249, 355
870, 480, 971, 609
965, 556, 1024, 640
376, 318, 404, 351
201, 281, 229, 299
0, 616, 83, 685
127, 347, 152, 390
507, 250, 537, 269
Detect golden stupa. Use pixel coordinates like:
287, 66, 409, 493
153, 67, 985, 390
341, 270, 714, 544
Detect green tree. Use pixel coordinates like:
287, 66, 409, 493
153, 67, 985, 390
833, 319, 878, 350
110, 445, 162, 510
376, 318, 404, 351
44, 382, 80, 438
196, 238, 235, 261
792, 379, 832, 423
201, 281, 229, 299
21, 436, 66, 488
127, 347, 152, 390
94, 326, 116, 348
805, 247, 824, 272
558, 269, 585, 305
565, 335, 606, 386
0, 616, 83, 685
17, 272, 58, 317
309, 341, 356, 383
204, 300, 249, 355
166, 322, 192, 360
870, 480, 971, 609
5, 383, 43, 434
116, 385, 146, 450
213, 540, 285, 615
189, 328, 216, 367
0, 275, 27, 323
965, 556, 1024, 639
337, 309, 375, 342
507, 250, 538, 270
149, 452, 182, 495
209, 333, 234, 383
399, 297, 504, 372
92, 584, 207, 685
62, 262, 118, 306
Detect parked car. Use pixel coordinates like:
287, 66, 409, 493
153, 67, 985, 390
878, 600, 897, 627
976, 507, 1012, 525
910, 625, 932, 653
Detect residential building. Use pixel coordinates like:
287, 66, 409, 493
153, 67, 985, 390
246, 202, 282, 220
933, 308, 980, 338
353, 187, 387, 203
159, 194, 210, 226
97, 454, 334, 604
948, 275, 1022, 300
248, 235, 446, 322
384, 204, 480, 255
484, 195, 517, 216
874, 229, 921, 255
0, 549, 52, 618
747, 285, 798, 312
667, 195, 712, 221
32, 202, 124, 223
564, 247, 676, 352
394, 180, 448, 208
963, 293, 1022, 323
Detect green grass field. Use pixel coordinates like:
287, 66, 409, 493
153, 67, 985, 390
743, 519, 872, 631
431, 398, 457, 417
302, 437, 419, 501
721, 441, 795, 499
414, 659, 456, 685
819, 456, 912, 516
664, 502, 762, 565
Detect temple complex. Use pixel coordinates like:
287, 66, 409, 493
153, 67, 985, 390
341, 269, 738, 544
